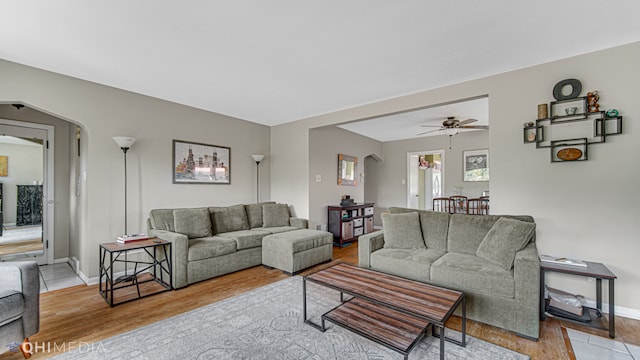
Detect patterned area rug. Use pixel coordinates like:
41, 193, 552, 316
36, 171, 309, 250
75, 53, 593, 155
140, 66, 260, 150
54, 276, 529, 359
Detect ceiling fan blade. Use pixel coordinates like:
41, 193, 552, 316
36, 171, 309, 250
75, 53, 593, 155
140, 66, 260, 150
420, 124, 443, 128
459, 125, 489, 130
416, 128, 444, 136
457, 118, 478, 126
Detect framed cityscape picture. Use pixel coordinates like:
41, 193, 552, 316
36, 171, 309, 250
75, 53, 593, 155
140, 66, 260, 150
463, 149, 489, 182
172, 140, 230, 184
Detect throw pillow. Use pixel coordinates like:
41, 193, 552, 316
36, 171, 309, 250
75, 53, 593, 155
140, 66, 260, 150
476, 217, 536, 270
209, 204, 250, 233
263, 203, 290, 227
173, 208, 212, 238
245, 201, 276, 228
381, 212, 426, 249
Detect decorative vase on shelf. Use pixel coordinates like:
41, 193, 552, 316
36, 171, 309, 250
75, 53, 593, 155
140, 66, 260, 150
537, 104, 548, 119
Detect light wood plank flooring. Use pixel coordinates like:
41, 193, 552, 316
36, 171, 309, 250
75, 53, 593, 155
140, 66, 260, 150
1, 243, 638, 359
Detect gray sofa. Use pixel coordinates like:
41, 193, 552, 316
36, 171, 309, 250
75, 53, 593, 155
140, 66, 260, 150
358, 207, 540, 340
147, 202, 332, 288
0, 261, 40, 357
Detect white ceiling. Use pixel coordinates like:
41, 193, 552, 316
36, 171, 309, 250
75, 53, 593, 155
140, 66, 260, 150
338, 96, 488, 142
2, 1, 640, 128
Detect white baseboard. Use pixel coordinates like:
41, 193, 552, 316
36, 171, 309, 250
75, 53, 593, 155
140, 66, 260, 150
53, 257, 69, 264
581, 299, 640, 321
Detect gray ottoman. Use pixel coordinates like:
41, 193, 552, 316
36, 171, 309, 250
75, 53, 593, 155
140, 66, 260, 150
262, 229, 333, 274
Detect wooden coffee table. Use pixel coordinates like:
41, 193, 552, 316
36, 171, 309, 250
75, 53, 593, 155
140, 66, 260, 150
303, 263, 465, 360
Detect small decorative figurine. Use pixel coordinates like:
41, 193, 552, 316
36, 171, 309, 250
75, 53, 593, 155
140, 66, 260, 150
606, 109, 619, 118
587, 91, 600, 112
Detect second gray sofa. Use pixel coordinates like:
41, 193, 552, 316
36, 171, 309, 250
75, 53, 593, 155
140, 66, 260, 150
358, 207, 540, 340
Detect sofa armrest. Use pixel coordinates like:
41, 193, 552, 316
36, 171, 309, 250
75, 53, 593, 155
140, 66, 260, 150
0, 261, 40, 337
289, 217, 308, 229
358, 230, 385, 268
150, 230, 189, 289
513, 241, 540, 339
514, 242, 540, 299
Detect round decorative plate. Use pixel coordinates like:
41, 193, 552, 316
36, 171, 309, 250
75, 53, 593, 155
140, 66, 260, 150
557, 148, 582, 161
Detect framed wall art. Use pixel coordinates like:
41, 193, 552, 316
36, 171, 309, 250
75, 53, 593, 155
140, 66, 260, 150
463, 149, 489, 182
173, 140, 230, 184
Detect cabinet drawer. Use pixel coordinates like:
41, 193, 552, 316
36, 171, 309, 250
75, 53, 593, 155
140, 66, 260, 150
364, 207, 374, 216
342, 221, 353, 239
353, 227, 364, 236
353, 218, 363, 227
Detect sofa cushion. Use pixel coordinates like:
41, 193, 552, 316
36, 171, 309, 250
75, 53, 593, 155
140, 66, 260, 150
381, 212, 425, 249
187, 236, 237, 261
447, 214, 499, 255
260, 226, 299, 234
370, 248, 445, 282
431, 252, 515, 299
217, 229, 271, 250
245, 202, 276, 228
173, 208, 212, 238
0, 290, 24, 326
149, 209, 176, 232
389, 207, 450, 252
209, 204, 250, 234
262, 204, 290, 227
262, 229, 333, 254
476, 217, 536, 270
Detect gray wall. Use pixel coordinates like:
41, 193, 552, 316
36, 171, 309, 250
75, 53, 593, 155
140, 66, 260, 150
0, 106, 71, 260
308, 127, 382, 229
0, 60, 271, 280
380, 130, 490, 208
272, 41, 640, 315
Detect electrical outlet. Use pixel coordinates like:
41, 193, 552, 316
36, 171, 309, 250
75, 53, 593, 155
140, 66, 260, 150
315, 175, 322, 182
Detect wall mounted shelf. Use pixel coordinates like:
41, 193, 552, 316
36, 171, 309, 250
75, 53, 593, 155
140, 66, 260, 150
525, 100, 622, 162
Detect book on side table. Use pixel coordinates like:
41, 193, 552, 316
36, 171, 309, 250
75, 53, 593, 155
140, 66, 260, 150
117, 234, 150, 243
540, 254, 587, 267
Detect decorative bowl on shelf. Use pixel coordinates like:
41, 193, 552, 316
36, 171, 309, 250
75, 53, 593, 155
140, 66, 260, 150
565, 107, 578, 115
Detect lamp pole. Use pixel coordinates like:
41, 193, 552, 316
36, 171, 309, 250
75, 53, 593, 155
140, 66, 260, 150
113, 136, 137, 236
251, 155, 264, 203
122, 147, 129, 234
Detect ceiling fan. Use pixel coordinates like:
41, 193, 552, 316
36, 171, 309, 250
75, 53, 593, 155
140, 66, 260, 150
416, 116, 489, 136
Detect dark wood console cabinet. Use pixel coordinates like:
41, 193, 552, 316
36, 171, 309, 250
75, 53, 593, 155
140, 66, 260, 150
327, 203, 375, 247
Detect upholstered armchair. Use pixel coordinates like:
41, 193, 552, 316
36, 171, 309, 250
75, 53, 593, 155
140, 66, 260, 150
0, 261, 40, 358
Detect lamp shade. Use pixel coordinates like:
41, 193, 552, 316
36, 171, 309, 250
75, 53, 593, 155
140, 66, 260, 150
251, 154, 264, 163
113, 136, 137, 149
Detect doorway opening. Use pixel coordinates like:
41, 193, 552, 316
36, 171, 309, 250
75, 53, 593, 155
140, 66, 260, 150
407, 150, 444, 210
0, 119, 54, 265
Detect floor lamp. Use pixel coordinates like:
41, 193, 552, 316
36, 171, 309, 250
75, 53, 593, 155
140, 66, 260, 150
251, 155, 264, 203
113, 136, 137, 236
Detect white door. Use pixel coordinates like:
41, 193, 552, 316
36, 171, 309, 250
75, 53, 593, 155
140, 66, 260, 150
0, 120, 54, 265
407, 150, 445, 210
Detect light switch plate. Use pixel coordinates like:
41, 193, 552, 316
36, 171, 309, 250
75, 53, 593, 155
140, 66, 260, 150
315, 174, 322, 182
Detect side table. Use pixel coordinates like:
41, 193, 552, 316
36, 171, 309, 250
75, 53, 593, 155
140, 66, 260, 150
99, 238, 172, 306
540, 260, 616, 338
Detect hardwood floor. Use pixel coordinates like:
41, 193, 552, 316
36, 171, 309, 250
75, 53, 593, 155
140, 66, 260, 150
1, 242, 638, 359
0, 239, 42, 256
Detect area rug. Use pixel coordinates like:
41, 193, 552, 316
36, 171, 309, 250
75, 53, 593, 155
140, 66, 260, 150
54, 276, 529, 359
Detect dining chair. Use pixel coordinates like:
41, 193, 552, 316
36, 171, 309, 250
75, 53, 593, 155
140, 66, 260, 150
432, 197, 454, 213
449, 195, 468, 214
467, 197, 490, 215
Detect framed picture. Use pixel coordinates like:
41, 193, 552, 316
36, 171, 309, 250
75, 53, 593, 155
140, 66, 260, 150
0, 156, 7, 177
172, 140, 230, 184
463, 149, 489, 182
